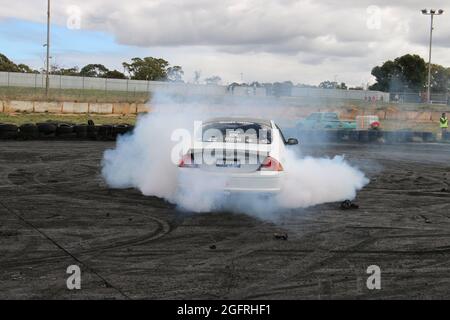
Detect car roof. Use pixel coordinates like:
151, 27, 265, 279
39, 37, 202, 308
204, 117, 273, 127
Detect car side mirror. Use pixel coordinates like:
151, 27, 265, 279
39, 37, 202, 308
287, 138, 299, 145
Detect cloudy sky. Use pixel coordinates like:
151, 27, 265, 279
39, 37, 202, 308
0, 0, 449, 86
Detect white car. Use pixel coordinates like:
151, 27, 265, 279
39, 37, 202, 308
177, 117, 298, 194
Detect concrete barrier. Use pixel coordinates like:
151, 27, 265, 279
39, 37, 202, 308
385, 111, 408, 121
8, 101, 34, 112
63, 102, 89, 114
34, 101, 62, 113
89, 103, 113, 114
137, 104, 150, 113
375, 110, 386, 120
113, 103, 137, 114
1, 100, 151, 114
431, 112, 445, 121
415, 112, 432, 121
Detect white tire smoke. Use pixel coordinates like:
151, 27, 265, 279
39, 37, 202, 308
102, 95, 369, 219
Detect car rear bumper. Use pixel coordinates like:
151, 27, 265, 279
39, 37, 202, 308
178, 169, 283, 194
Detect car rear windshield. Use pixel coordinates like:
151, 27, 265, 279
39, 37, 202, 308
202, 121, 272, 144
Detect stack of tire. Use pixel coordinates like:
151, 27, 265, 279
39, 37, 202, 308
55, 123, 76, 139
0, 122, 134, 141
19, 123, 39, 140
443, 132, 450, 141
0, 124, 18, 139
37, 122, 57, 138
98, 124, 134, 140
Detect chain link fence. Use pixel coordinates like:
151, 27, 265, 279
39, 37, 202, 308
389, 92, 450, 105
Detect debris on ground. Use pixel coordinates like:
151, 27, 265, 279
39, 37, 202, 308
340, 200, 359, 210
420, 215, 432, 224
274, 233, 288, 241
209, 245, 217, 250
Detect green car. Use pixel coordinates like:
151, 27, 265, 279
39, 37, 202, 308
296, 112, 356, 130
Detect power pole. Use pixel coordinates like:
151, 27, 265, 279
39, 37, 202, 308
45, 0, 51, 97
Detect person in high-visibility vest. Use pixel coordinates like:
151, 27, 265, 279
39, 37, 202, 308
440, 113, 448, 135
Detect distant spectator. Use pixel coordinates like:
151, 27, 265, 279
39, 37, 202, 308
440, 113, 448, 136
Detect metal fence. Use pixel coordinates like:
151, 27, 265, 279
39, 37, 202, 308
390, 92, 449, 105
0, 71, 390, 102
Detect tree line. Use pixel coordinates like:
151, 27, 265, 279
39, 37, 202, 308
2, 52, 449, 92
0, 53, 184, 82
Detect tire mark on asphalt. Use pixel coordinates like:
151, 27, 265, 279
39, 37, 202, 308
0, 200, 131, 299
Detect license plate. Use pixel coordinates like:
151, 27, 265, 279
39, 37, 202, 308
216, 161, 241, 168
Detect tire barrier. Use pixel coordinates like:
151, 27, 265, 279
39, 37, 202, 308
349, 130, 359, 142
112, 124, 134, 138
19, 123, 39, 140
0, 124, 19, 139
74, 124, 88, 139
443, 132, 450, 141
368, 130, 382, 142
98, 125, 114, 140
394, 131, 413, 143
55, 123, 76, 139
358, 130, 369, 143
87, 125, 99, 140
37, 122, 57, 136
295, 130, 443, 144
0, 124, 446, 144
422, 132, 436, 143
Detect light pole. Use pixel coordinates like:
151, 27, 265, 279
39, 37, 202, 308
45, 0, 51, 97
421, 8, 444, 104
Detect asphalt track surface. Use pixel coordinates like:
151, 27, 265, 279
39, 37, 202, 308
0, 140, 449, 299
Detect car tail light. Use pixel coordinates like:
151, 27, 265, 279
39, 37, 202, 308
178, 153, 198, 168
259, 156, 284, 172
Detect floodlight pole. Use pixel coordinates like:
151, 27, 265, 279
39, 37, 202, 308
45, 0, 51, 97
422, 9, 444, 104
427, 13, 434, 104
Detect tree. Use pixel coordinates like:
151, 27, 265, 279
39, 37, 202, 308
369, 54, 427, 92
17, 64, 37, 73
319, 80, 339, 89
296, 83, 317, 88
103, 70, 127, 79
80, 64, 109, 78
337, 82, 347, 90
123, 57, 169, 81
0, 53, 20, 72
429, 64, 449, 93
167, 66, 184, 82
395, 54, 427, 91
205, 76, 222, 85
0, 53, 36, 73
369, 60, 397, 92
349, 86, 364, 91
78, 64, 126, 79
50, 64, 80, 76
